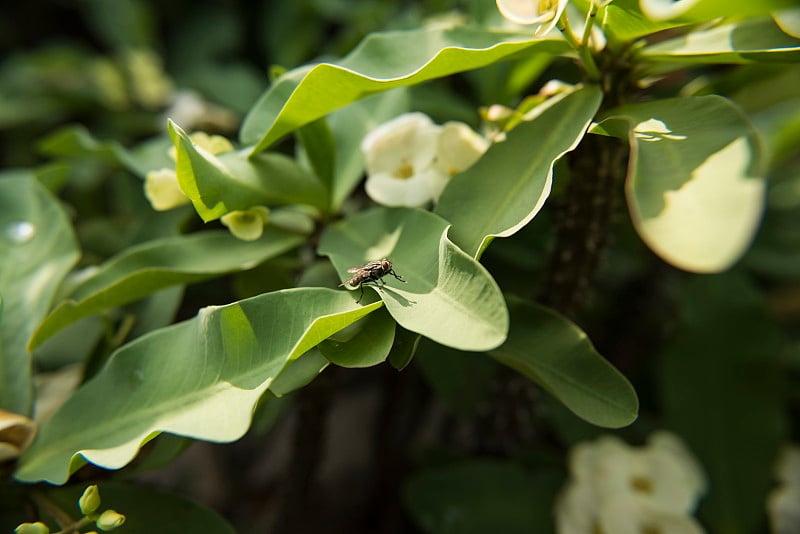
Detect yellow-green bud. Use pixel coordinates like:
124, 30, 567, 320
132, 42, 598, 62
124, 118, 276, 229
79, 484, 101, 515
96, 510, 126, 531
15, 522, 50, 534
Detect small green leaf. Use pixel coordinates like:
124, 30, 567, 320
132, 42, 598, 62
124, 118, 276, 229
489, 296, 638, 428
640, 17, 800, 64
29, 229, 305, 350
169, 121, 328, 220
241, 27, 570, 153
15, 289, 381, 484
37, 125, 172, 179
435, 85, 603, 258
318, 307, 395, 368
594, 95, 766, 273
319, 207, 509, 352
0, 172, 79, 414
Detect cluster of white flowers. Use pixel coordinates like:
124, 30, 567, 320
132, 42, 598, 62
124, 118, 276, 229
361, 112, 488, 208
556, 432, 707, 534
768, 445, 800, 534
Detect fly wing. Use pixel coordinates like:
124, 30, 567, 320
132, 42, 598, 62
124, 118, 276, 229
347, 266, 360, 273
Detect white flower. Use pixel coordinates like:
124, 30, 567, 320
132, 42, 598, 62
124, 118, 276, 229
145, 132, 234, 211
430, 121, 489, 201
768, 446, 800, 534
362, 113, 488, 207
556, 432, 707, 534
496, 0, 569, 36
221, 206, 270, 241
362, 112, 443, 207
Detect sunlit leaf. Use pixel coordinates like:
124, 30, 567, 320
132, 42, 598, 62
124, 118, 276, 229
319, 207, 509, 352
640, 17, 800, 65
241, 27, 570, 153
29, 229, 305, 350
593, 95, 766, 273
0, 173, 79, 414
435, 85, 602, 258
638, 0, 795, 22
169, 121, 328, 220
15, 289, 381, 484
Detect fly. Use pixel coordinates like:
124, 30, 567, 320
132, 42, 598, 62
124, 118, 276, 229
339, 258, 406, 303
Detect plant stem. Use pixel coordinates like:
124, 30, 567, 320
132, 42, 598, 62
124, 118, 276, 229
556, 9, 601, 82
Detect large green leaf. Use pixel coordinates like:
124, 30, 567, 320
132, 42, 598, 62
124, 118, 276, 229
637, 0, 796, 22
169, 121, 328, 220
593, 95, 766, 273
241, 27, 570, 153
660, 274, 786, 534
489, 297, 638, 428
640, 17, 800, 65
403, 460, 562, 534
0, 173, 79, 414
573, 0, 684, 42
15, 288, 381, 484
435, 85, 602, 258
318, 207, 509, 352
29, 229, 305, 350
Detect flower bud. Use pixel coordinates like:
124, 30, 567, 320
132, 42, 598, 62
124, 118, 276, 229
96, 510, 126, 531
79, 484, 101, 515
14, 522, 50, 534
221, 206, 270, 241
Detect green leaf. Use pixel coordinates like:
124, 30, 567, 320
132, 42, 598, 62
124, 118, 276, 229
637, 0, 796, 23
318, 307, 396, 368
241, 27, 570, 153
0, 173, 79, 414
269, 349, 329, 397
318, 207, 509, 352
403, 460, 562, 534
29, 229, 305, 350
415, 341, 498, 416
594, 95, 766, 273
37, 125, 172, 179
435, 85, 603, 258
296, 117, 336, 193
15, 288, 381, 484
660, 274, 786, 533
489, 297, 638, 428
46, 482, 236, 534
387, 325, 422, 371
169, 121, 328, 220
640, 17, 800, 64
326, 88, 410, 212
579, 0, 685, 42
